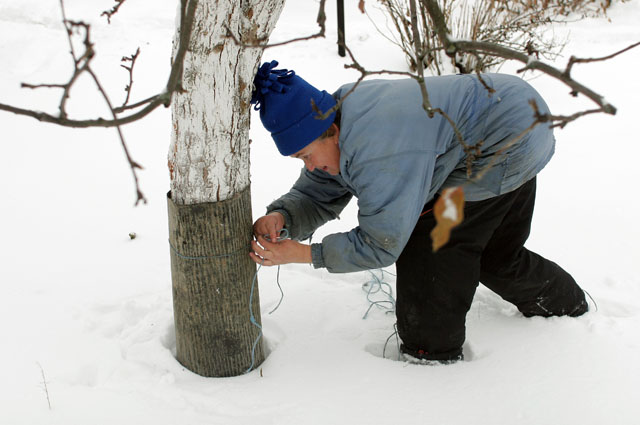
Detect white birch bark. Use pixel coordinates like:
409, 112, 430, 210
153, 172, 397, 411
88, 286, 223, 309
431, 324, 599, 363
169, 0, 285, 205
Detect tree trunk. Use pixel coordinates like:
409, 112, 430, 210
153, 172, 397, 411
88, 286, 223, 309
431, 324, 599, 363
168, 0, 285, 377
168, 187, 260, 377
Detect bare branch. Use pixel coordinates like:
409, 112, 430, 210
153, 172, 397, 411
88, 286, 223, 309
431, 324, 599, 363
0, 96, 166, 127
0, 0, 197, 128
473, 99, 605, 184
21, 83, 66, 90
407, 0, 485, 176
102, 0, 127, 24
421, 0, 619, 115
18, 8, 98, 120
316, 31, 474, 181
528, 99, 606, 129
469, 39, 615, 113
166, 0, 198, 97
408, 0, 433, 115
113, 94, 158, 114
59, 0, 77, 60
472, 120, 538, 184
120, 47, 140, 108
12, 0, 149, 203
0, 0, 631, 206
312, 42, 413, 120
61, 21, 94, 118
86, 66, 147, 205
472, 69, 496, 95
565, 40, 640, 76
225, 0, 326, 48
0, 0, 197, 203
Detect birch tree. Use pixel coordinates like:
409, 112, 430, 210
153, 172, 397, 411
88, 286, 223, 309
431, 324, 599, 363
167, 0, 285, 377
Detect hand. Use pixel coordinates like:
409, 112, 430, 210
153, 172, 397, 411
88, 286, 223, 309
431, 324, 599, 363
253, 212, 285, 244
250, 236, 312, 267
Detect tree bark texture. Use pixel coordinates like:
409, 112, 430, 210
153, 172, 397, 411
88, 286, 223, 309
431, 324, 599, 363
168, 0, 285, 376
168, 187, 262, 377
169, 0, 285, 205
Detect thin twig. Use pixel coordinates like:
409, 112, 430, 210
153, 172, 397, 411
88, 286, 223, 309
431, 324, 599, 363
311, 42, 413, 120
37, 0, 147, 203
421, 0, 617, 115
166, 0, 198, 97
472, 118, 538, 184
120, 47, 140, 108
565, 40, 640, 76
21, 83, 66, 89
471, 99, 600, 183
59, 0, 77, 60
0, 0, 196, 204
0, 0, 197, 128
59, 20, 93, 118
408, 0, 485, 175
102, 0, 127, 24
63, 0, 145, 204
113, 94, 159, 113
36, 363, 52, 410
529, 100, 605, 129
408, 0, 433, 115
224, 0, 326, 49
86, 67, 146, 205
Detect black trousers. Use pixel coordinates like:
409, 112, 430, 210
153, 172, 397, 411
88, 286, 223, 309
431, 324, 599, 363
395, 178, 587, 361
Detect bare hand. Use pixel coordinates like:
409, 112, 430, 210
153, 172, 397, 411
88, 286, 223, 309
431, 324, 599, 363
249, 236, 312, 267
253, 212, 285, 244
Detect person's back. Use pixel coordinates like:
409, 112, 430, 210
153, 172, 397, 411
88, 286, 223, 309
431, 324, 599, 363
249, 61, 588, 365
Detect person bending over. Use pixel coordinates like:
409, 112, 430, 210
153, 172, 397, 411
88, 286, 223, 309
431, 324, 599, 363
249, 60, 588, 364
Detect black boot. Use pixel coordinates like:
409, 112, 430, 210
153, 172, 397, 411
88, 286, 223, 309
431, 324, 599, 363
400, 344, 464, 365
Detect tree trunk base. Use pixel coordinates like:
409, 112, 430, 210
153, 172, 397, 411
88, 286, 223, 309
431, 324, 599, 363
167, 187, 264, 377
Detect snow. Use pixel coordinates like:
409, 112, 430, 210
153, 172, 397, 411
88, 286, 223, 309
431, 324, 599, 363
1, 1, 639, 424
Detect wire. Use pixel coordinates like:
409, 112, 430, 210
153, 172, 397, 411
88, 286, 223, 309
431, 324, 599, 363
361, 269, 396, 319
245, 228, 290, 373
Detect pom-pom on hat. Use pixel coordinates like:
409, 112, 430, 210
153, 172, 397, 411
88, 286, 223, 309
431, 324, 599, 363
251, 60, 337, 156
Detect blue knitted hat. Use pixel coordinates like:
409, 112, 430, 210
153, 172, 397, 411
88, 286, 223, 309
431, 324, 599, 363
251, 60, 337, 156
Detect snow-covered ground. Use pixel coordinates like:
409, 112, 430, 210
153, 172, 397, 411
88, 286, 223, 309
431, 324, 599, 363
1, 1, 639, 424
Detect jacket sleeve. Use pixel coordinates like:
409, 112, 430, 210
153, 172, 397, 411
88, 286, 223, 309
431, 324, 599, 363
266, 168, 353, 241
316, 150, 438, 273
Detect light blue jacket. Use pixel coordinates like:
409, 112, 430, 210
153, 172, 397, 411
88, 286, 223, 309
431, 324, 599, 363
267, 74, 555, 273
